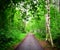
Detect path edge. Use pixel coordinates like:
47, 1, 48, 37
14, 34, 29, 50
33, 34, 44, 50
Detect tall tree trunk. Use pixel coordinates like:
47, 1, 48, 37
52, 0, 60, 12
59, 0, 60, 12
45, 0, 54, 47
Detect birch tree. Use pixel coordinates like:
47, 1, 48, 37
45, 0, 54, 47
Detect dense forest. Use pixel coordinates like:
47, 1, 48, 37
0, 0, 60, 50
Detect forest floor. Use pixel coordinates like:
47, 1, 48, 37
34, 35, 57, 50
38, 40, 57, 50
14, 33, 57, 50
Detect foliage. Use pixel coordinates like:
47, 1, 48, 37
0, 0, 26, 50
0, 0, 60, 50
50, 5, 60, 48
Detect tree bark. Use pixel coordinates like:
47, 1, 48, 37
45, 0, 54, 47
59, 0, 60, 12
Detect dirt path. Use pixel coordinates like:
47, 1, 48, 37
15, 33, 43, 50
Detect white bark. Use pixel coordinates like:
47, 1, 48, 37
59, 0, 60, 12
45, 0, 54, 47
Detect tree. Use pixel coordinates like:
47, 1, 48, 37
45, 0, 54, 46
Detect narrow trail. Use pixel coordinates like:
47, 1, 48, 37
15, 33, 43, 50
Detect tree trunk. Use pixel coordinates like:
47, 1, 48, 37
52, 0, 60, 12
59, 0, 60, 12
45, 0, 54, 47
